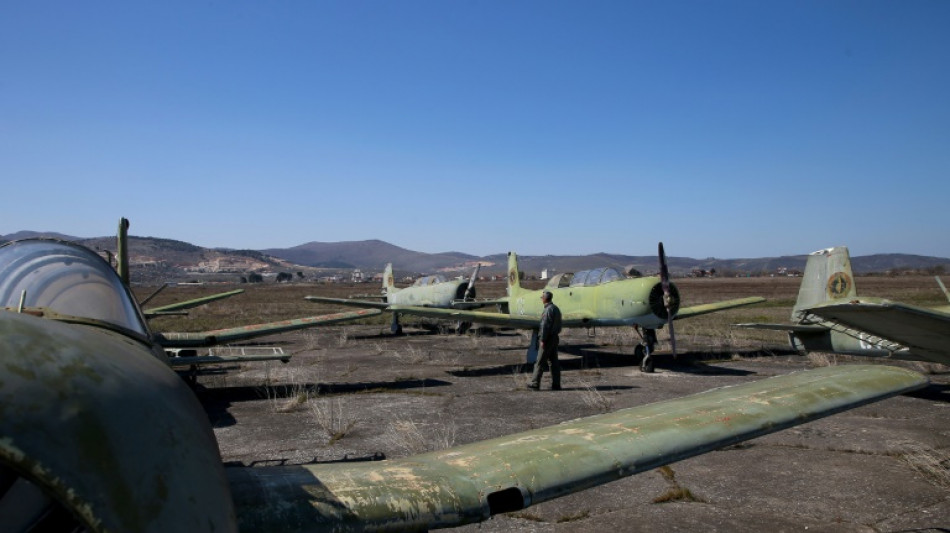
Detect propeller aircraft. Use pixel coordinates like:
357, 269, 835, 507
737, 245, 950, 365
384, 244, 765, 371
0, 225, 931, 531
306, 262, 482, 335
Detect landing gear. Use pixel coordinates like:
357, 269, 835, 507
457, 321, 472, 335
634, 327, 658, 373
390, 314, 404, 336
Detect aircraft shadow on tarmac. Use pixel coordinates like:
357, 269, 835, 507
192, 378, 452, 428
560, 344, 775, 376
447, 345, 775, 378
905, 382, 950, 404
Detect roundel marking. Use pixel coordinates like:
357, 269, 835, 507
826, 272, 852, 299
387, 275, 394, 286
509, 270, 516, 284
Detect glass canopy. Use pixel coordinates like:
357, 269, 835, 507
0, 239, 147, 335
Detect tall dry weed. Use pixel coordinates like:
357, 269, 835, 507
897, 441, 950, 489
384, 416, 457, 455
308, 396, 358, 444
578, 379, 613, 412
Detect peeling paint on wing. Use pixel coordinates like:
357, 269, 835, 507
446, 456, 477, 468
498, 434, 550, 446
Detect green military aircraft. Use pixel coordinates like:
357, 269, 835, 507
385, 244, 765, 371
306, 262, 482, 334
737, 245, 950, 365
0, 229, 928, 531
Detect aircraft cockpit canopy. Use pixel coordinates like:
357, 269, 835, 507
546, 272, 573, 288
411, 274, 447, 287
569, 267, 624, 287
0, 239, 148, 335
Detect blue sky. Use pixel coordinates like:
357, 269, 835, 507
2, 1, 948, 259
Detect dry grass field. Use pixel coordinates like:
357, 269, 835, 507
137, 275, 950, 532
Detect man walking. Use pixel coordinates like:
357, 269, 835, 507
528, 290, 562, 390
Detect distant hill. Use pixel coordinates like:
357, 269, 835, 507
262, 240, 478, 274
3, 229, 948, 280
2, 230, 79, 241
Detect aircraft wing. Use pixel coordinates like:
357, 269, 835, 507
305, 296, 391, 310
228, 364, 927, 531
168, 353, 292, 368
155, 309, 382, 347
450, 297, 508, 310
734, 322, 829, 333
387, 304, 598, 329
675, 296, 766, 320
143, 289, 245, 318
387, 305, 543, 328
803, 299, 950, 359
167, 346, 292, 367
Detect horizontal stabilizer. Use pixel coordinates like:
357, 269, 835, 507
675, 297, 765, 320
804, 299, 950, 362
228, 365, 926, 531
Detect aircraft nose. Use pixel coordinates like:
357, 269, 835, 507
648, 281, 680, 319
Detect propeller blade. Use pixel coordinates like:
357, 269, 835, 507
463, 264, 481, 300
658, 242, 678, 357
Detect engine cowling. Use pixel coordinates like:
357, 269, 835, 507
0, 312, 237, 532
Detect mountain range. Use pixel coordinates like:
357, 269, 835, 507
3, 230, 948, 280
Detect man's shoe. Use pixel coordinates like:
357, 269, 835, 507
551, 385, 562, 391
526, 383, 540, 390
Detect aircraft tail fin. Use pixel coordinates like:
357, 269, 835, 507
383, 263, 396, 296
507, 252, 522, 295
793, 246, 857, 323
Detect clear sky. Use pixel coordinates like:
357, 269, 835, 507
2, 1, 948, 259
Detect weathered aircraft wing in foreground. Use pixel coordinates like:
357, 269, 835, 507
737, 246, 950, 365
388, 245, 765, 371
227, 365, 926, 532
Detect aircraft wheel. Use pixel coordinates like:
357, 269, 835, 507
641, 355, 655, 373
